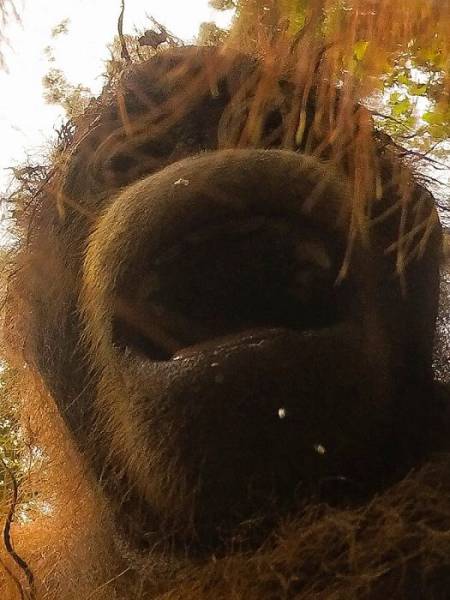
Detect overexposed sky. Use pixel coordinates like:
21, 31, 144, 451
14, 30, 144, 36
0, 0, 233, 193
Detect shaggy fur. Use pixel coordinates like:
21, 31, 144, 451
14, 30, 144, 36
1, 45, 449, 600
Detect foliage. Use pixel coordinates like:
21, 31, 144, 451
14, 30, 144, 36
197, 22, 229, 46
104, 32, 164, 84
50, 18, 70, 38
42, 68, 92, 120
0, 362, 43, 522
211, 0, 450, 168
41, 19, 92, 120
209, 0, 237, 9
0, 364, 21, 492
104, 17, 184, 83
207, 0, 449, 226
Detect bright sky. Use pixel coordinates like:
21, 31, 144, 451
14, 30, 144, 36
0, 0, 233, 199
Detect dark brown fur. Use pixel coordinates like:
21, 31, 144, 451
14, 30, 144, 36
2, 46, 449, 599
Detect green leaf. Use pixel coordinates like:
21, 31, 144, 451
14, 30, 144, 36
354, 40, 369, 62
389, 91, 401, 103
392, 98, 411, 117
422, 110, 445, 125
408, 83, 428, 96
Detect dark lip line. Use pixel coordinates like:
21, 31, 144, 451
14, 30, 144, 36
116, 319, 353, 366
117, 318, 355, 366
119, 325, 290, 366
170, 326, 288, 361
169, 321, 353, 362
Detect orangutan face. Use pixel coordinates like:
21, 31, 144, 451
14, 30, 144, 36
21, 48, 442, 550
